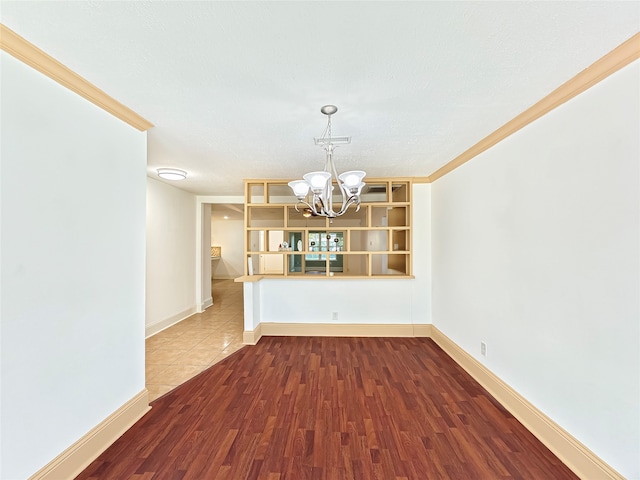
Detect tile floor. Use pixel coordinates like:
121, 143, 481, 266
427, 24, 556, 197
145, 279, 245, 401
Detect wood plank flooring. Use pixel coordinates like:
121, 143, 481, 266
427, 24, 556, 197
76, 336, 578, 479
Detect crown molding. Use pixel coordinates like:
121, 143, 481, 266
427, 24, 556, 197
429, 32, 640, 182
0, 23, 153, 132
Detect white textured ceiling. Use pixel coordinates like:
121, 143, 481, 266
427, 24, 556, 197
2, 1, 638, 196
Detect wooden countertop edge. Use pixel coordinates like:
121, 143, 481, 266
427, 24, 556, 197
234, 275, 415, 283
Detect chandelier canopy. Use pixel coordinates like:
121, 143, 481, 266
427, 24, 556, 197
288, 105, 366, 218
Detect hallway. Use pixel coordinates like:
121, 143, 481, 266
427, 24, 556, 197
145, 279, 245, 401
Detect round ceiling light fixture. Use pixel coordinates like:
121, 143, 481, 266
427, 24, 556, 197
157, 168, 187, 181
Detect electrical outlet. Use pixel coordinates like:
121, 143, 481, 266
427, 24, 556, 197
480, 341, 487, 357
332, 312, 338, 320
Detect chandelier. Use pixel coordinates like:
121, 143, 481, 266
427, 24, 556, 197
288, 105, 366, 218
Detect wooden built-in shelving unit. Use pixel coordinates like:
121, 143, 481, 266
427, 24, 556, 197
244, 179, 412, 278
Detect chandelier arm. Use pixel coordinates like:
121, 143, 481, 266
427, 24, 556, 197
312, 193, 327, 216
334, 194, 359, 217
294, 199, 314, 213
327, 147, 352, 216
337, 181, 351, 215
319, 192, 338, 218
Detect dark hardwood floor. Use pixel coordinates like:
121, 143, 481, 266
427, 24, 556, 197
76, 337, 577, 479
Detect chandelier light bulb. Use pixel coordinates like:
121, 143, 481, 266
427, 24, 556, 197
339, 171, 366, 193
304, 171, 331, 193
288, 180, 310, 199
343, 174, 359, 186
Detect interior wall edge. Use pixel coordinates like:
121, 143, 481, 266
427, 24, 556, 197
27, 390, 151, 480
429, 326, 624, 480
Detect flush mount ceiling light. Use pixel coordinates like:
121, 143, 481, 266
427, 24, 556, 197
288, 105, 366, 218
157, 168, 187, 181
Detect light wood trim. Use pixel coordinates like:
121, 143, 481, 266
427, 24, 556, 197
428, 33, 640, 182
0, 24, 153, 131
243, 323, 430, 343
244, 177, 419, 183
261, 322, 426, 337
412, 324, 432, 337
29, 389, 150, 480
242, 323, 432, 345
246, 226, 410, 232
242, 324, 263, 345
430, 326, 624, 480
234, 274, 415, 282
411, 176, 432, 184
246, 203, 410, 208
235, 275, 264, 282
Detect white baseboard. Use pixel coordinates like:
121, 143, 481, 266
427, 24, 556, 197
145, 306, 197, 338
202, 296, 213, 310
29, 389, 150, 480
429, 326, 623, 480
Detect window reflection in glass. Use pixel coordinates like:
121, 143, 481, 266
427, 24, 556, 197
306, 232, 344, 260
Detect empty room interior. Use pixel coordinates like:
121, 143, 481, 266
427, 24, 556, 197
1, 2, 639, 479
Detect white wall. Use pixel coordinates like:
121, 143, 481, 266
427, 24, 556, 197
431, 61, 639, 478
201, 203, 212, 308
210, 218, 244, 279
0, 52, 147, 478
258, 278, 414, 323
411, 183, 431, 324
252, 184, 431, 326
146, 177, 197, 336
